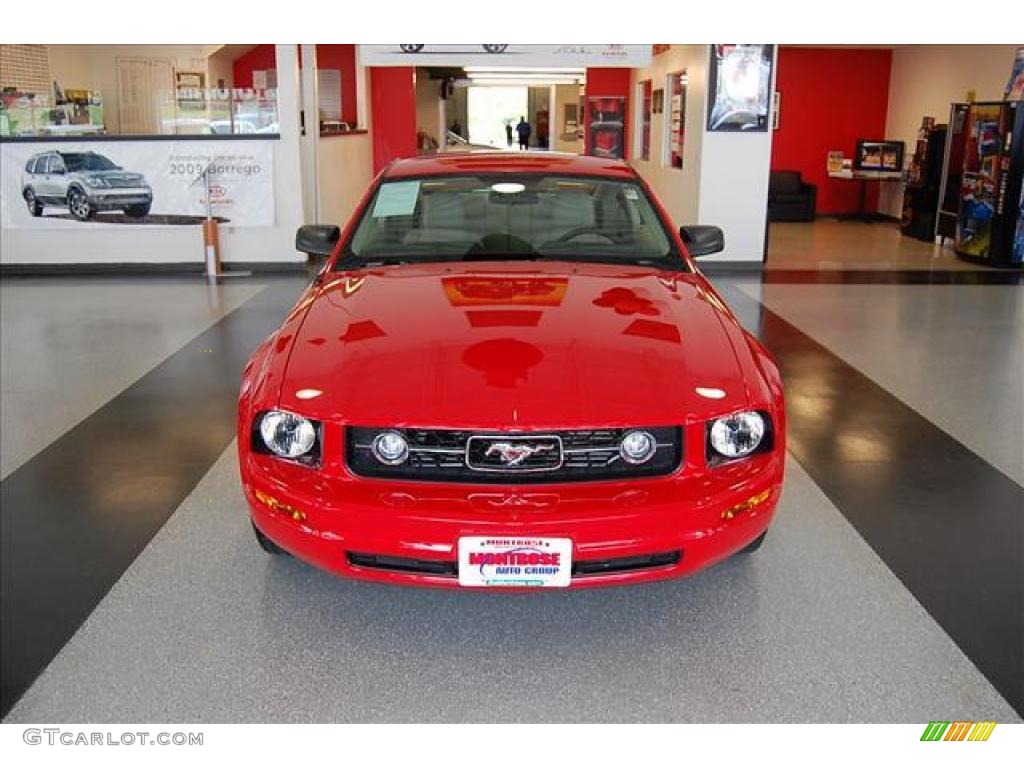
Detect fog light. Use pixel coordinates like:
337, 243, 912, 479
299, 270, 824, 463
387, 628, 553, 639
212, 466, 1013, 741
372, 431, 409, 465
619, 430, 656, 464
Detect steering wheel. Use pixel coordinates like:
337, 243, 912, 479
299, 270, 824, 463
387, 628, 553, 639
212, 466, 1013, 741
554, 225, 622, 244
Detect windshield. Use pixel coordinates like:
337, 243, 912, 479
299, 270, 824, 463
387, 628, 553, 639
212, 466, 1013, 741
341, 174, 682, 269
62, 153, 118, 172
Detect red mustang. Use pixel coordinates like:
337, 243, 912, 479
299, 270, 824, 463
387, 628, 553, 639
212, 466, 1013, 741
238, 153, 785, 589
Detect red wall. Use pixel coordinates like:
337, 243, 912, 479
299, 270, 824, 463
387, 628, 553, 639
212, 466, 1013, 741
232, 44, 358, 126
770, 47, 893, 215
584, 68, 631, 159
370, 67, 417, 173
315, 45, 358, 126
232, 45, 276, 89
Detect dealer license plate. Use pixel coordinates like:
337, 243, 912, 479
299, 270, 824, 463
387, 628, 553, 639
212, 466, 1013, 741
458, 536, 572, 588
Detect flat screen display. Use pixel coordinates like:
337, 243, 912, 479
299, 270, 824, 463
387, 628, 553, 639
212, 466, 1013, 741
854, 140, 905, 171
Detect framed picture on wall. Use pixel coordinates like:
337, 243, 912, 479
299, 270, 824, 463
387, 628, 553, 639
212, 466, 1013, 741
562, 102, 578, 137
587, 96, 626, 160
652, 88, 664, 115
666, 71, 687, 169
707, 44, 774, 132
174, 71, 206, 111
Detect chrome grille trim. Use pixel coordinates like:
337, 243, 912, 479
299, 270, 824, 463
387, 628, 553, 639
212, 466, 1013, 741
346, 426, 682, 484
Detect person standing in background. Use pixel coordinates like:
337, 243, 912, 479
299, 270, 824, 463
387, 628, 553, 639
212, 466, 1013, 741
516, 116, 531, 151
504, 121, 514, 148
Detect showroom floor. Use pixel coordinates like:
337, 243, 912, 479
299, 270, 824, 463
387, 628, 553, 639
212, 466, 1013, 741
1, 267, 1021, 722
765, 219, 981, 271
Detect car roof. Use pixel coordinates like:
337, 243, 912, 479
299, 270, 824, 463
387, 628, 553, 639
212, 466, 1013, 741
382, 152, 638, 180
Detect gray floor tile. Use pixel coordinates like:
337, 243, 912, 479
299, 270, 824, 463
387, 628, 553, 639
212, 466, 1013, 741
5, 445, 1018, 723
0, 278, 266, 478
737, 283, 1024, 486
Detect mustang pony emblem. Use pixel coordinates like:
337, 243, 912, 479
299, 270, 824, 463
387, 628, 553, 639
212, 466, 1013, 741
484, 442, 555, 466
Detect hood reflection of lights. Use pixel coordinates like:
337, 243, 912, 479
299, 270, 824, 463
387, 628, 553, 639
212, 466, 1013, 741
295, 389, 323, 400
695, 387, 727, 399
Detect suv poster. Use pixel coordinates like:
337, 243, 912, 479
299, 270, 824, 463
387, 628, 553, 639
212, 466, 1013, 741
1, 140, 274, 228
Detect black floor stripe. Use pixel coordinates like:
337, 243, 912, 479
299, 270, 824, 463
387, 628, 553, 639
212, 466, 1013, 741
0, 277, 308, 718
715, 282, 1024, 717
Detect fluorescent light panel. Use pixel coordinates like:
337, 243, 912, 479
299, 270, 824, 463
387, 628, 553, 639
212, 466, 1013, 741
467, 78, 582, 86
463, 67, 586, 74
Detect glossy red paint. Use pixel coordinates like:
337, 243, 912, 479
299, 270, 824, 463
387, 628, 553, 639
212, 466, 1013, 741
383, 151, 638, 180
238, 153, 786, 589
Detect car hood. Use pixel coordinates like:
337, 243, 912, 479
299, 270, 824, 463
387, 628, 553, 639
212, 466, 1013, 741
276, 262, 752, 428
85, 170, 145, 182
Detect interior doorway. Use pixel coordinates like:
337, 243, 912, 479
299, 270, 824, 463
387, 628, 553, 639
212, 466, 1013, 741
413, 68, 585, 154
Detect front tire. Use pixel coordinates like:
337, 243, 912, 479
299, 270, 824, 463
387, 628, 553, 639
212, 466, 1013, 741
24, 188, 43, 217
125, 203, 151, 218
739, 530, 767, 554
67, 188, 95, 221
252, 522, 287, 555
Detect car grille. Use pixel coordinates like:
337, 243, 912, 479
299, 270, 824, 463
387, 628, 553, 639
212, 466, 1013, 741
104, 176, 143, 188
346, 550, 682, 578
345, 426, 682, 483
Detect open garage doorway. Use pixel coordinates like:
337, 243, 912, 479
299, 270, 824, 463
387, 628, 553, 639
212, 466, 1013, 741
467, 86, 527, 150
415, 67, 584, 154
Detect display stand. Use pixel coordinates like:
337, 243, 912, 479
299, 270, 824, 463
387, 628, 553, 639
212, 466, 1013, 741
901, 117, 947, 241
194, 160, 251, 279
827, 169, 903, 222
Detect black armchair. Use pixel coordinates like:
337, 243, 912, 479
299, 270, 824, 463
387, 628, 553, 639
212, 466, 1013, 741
768, 170, 817, 222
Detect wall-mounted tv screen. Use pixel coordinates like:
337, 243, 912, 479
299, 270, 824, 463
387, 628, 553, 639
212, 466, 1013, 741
854, 140, 905, 171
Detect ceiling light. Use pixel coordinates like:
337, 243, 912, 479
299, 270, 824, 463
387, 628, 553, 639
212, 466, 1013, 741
463, 67, 586, 74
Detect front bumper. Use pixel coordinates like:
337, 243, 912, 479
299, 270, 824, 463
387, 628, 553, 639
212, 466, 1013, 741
85, 188, 152, 209
241, 449, 783, 590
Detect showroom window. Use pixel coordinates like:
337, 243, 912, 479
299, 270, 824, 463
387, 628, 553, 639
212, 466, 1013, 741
0, 44, 279, 138
664, 70, 687, 169
635, 79, 652, 161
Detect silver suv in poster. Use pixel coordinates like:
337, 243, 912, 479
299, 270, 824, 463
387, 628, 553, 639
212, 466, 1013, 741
21, 150, 152, 221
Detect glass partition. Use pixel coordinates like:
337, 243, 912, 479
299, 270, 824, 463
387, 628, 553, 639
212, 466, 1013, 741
0, 45, 279, 138
1, 86, 278, 138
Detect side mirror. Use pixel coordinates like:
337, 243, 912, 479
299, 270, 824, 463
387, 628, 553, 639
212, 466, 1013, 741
680, 225, 724, 257
296, 224, 340, 257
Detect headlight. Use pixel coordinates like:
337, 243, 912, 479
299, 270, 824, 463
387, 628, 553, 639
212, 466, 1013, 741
371, 431, 409, 465
85, 175, 109, 188
619, 430, 656, 464
708, 411, 766, 460
258, 410, 318, 459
